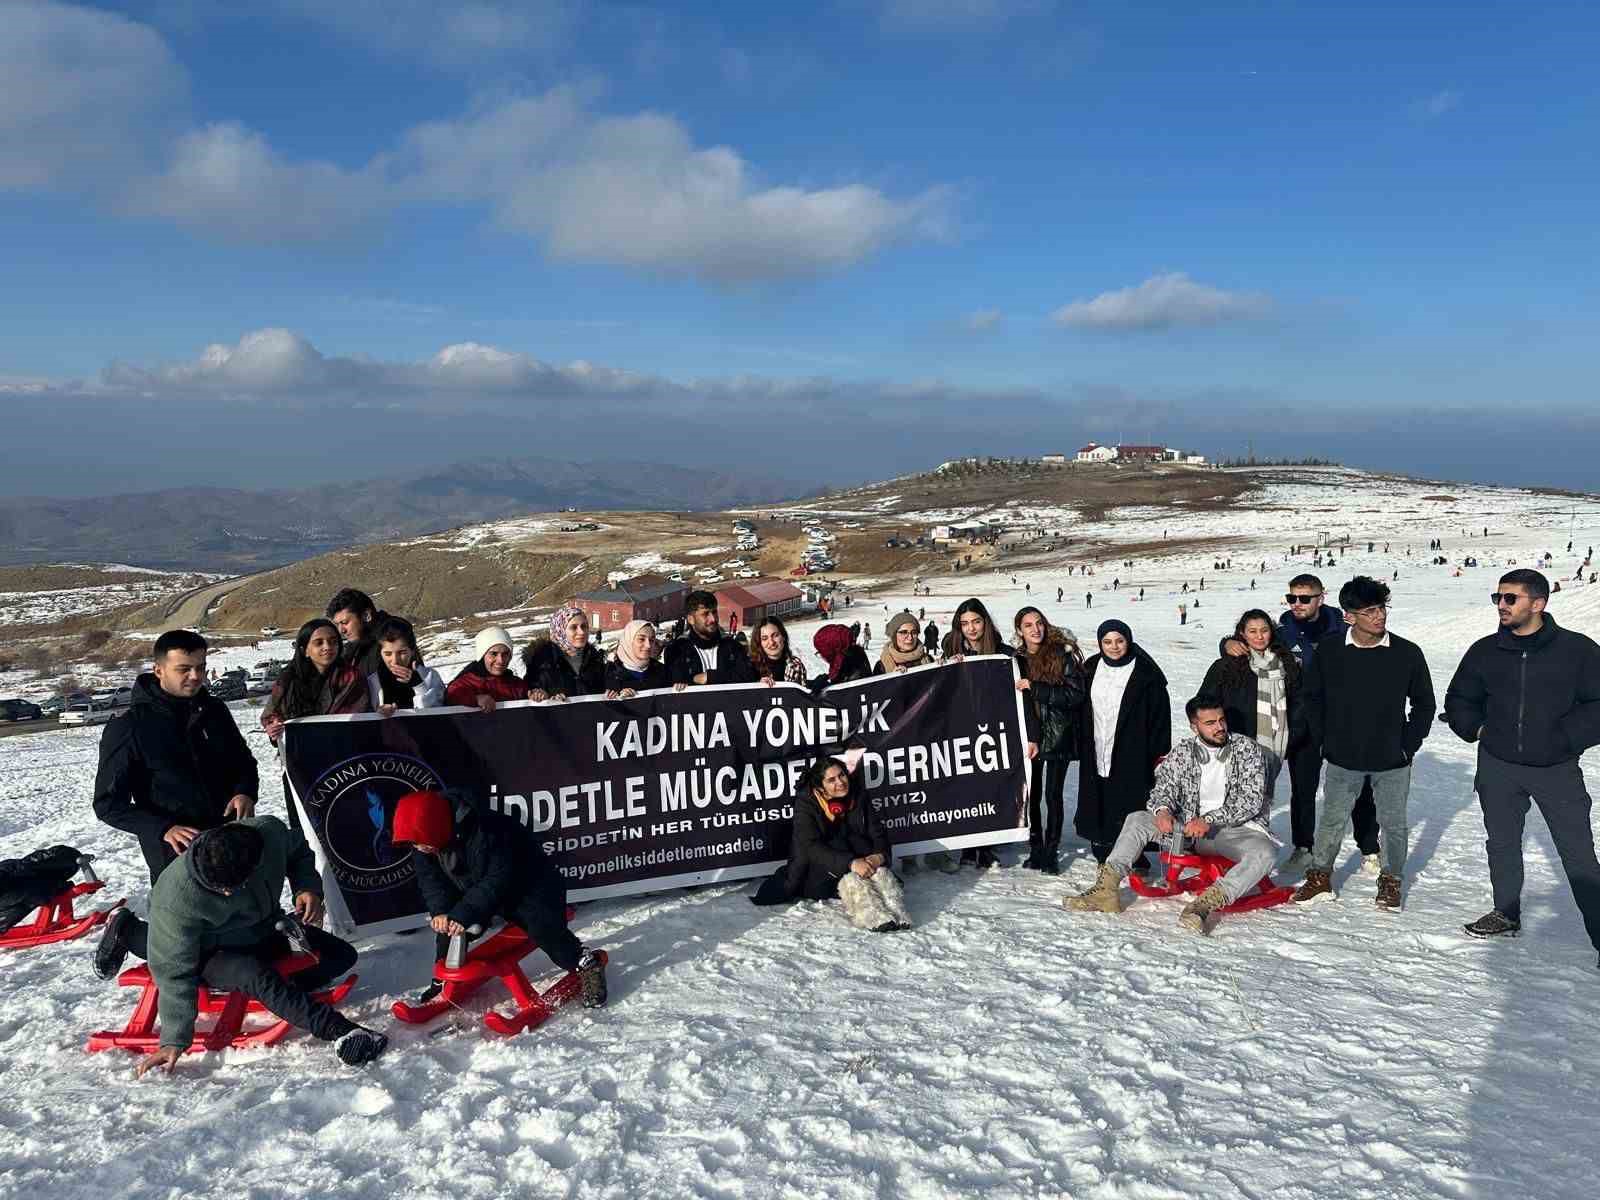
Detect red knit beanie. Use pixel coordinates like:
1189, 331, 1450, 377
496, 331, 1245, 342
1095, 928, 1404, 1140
392, 790, 453, 848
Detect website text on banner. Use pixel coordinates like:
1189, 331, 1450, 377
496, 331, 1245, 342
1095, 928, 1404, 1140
282, 655, 1029, 934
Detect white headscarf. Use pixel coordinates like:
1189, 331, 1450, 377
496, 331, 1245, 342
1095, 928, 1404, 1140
614, 620, 658, 672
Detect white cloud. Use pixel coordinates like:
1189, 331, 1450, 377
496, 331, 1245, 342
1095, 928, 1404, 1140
1412, 89, 1462, 121
1051, 272, 1272, 332
0, 0, 186, 189
128, 122, 391, 241
877, 0, 1054, 34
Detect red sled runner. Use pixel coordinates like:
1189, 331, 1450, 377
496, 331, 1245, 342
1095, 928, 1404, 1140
1127, 851, 1295, 914
0, 859, 125, 950
86, 953, 357, 1055
391, 908, 606, 1037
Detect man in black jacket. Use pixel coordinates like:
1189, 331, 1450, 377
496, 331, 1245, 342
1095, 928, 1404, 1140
1220, 573, 1379, 872
93, 630, 259, 883
1294, 577, 1435, 910
391, 789, 608, 1008
665, 591, 757, 687
326, 587, 401, 678
1444, 569, 1600, 955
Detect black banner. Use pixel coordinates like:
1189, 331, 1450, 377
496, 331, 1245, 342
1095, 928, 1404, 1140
282, 656, 1029, 933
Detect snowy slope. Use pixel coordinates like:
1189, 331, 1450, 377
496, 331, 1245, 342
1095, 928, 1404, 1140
2, 470, 1599, 1200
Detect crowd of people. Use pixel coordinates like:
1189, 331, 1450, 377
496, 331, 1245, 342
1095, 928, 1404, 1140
70, 559, 1600, 1076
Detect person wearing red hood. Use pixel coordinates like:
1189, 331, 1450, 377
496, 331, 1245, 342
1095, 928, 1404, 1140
391, 789, 608, 1009
809, 623, 872, 693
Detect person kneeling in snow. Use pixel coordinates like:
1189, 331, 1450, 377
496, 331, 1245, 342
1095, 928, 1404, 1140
1064, 693, 1277, 935
391, 789, 608, 1008
93, 817, 385, 1075
751, 757, 912, 932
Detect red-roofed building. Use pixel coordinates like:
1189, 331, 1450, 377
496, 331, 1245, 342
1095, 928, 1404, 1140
1116, 444, 1167, 463
714, 578, 803, 634
1076, 442, 1117, 462
569, 574, 687, 633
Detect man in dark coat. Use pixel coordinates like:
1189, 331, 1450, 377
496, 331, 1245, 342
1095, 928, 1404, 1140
391, 789, 608, 1008
1295, 577, 1434, 910
93, 630, 259, 883
92, 817, 383, 1076
1219, 573, 1378, 869
326, 587, 402, 678
1444, 569, 1600, 956
666, 591, 758, 687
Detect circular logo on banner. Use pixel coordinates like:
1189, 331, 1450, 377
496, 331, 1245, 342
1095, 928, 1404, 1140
308, 753, 445, 893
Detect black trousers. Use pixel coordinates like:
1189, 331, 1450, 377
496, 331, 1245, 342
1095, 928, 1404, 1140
434, 890, 581, 972
123, 918, 357, 1041
1027, 758, 1068, 857
1288, 742, 1378, 853
1476, 749, 1600, 951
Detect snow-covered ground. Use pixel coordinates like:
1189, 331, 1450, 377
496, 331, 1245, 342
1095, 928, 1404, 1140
0, 570, 218, 627
3, 470, 1600, 1199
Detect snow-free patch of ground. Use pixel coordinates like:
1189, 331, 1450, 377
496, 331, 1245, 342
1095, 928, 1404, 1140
2, 470, 1599, 1199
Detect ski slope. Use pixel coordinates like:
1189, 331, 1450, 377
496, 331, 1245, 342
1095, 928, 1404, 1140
2, 470, 1598, 1200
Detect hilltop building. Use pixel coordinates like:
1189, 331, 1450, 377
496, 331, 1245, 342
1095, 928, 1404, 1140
570, 574, 687, 632
713, 579, 804, 633
1075, 443, 1118, 463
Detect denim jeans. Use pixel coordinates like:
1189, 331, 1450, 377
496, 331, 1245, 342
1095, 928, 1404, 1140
1314, 762, 1411, 877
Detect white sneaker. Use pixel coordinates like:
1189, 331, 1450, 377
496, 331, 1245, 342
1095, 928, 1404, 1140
1360, 853, 1381, 877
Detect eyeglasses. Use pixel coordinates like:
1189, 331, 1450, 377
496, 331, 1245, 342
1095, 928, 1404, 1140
1489, 593, 1525, 606
1286, 593, 1322, 604
1348, 605, 1388, 617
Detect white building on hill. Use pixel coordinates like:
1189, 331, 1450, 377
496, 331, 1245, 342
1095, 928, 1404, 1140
1076, 442, 1117, 462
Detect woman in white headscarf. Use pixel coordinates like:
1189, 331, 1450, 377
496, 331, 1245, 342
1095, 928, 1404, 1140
604, 620, 671, 697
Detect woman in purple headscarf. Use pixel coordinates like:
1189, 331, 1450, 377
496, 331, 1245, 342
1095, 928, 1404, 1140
521, 603, 607, 700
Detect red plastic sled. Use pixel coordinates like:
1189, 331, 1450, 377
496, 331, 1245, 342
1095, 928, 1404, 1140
0, 881, 125, 950
86, 952, 357, 1055
391, 907, 605, 1037
1127, 851, 1295, 914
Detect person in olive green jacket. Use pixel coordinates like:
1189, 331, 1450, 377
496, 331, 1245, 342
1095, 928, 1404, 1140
93, 816, 386, 1075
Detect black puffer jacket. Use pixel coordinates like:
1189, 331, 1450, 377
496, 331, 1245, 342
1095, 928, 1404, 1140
522, 640, 607, 697
93, 675, 259, 842
1444, 616, 1600, 766
0, 845, 84, 933
1018, 646, 1086, 762
1199, 652, 1308, 752
666, 632, 758, 686
784, 794, 893, 901
409, 791, 567, 928
603, 657, 670, 693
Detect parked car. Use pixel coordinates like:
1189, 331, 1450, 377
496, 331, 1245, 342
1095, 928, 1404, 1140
37, 695, 68, 717
735, 569, 761, 579
0, 699, 45, 723
210, 674, 248, 702
107, 685, 134, 708
60, 700, 115, 726
260, 625, 281, 638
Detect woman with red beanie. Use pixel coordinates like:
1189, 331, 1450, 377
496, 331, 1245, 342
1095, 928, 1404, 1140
391, 789, 607, 1009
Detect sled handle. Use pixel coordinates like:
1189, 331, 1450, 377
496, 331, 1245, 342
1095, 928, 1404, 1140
77, 855, 100, 885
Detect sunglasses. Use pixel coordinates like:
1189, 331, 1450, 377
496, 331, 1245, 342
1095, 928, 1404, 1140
1489, 593, 1526, 606
1286, 593, 1322, 604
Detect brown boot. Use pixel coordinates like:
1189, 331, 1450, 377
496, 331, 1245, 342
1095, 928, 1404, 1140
1064, 863, 1125, 913
1292, 868, 1335, 904
1179, 883, 1227, 934
1375, 872, 1403, 912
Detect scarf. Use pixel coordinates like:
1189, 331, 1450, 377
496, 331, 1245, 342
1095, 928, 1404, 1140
814, 624, 853, 680
817, 793, 852, 821
615, 619, 657, 672
550, 603, 586, 654
1250, 649, 1289, 757
879, 611, 928, 672
374, 659, 417, 709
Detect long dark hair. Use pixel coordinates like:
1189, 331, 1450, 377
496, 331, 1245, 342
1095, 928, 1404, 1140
1222, 608, 1300, 685
944, 597, 1001, 657
274, 618, 342, 719
749, 615, 794, 675
1012, 606, 1082, 684
799, 756, 853, 814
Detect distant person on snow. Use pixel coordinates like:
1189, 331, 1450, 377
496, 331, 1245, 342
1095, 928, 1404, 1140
522, 604, 606, 699
392, 789, 607, 1009
750, 757, 911, 933
1219, 574, 1378, 875
445, 627, 529, 711
94, 630, 258, 884
667, 592, 758, 687
605, 620, 671, 696
367, 616, 446, 713
1066, 694, 1277, 935
325, 587, 397, 678
923, 620, 940, 655
1444, 569, 1600, 957
1294, 576, 1434, 911
91, 818, 384, 1075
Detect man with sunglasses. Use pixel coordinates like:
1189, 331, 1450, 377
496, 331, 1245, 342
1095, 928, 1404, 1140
1294, 576, 1434, 910
1444, 570, 1600, 959
1221, 574, 1380, 873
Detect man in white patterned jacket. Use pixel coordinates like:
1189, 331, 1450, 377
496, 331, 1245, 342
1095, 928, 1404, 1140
1065, 691, 1277, 934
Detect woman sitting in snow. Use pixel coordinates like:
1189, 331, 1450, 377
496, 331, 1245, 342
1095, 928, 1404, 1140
750, 756, 911, 932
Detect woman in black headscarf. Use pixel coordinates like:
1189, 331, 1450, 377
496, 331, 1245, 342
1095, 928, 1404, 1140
1074, 619, 1171, 866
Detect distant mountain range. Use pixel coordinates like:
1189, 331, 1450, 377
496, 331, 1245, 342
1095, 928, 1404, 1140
0, 457, 808, 572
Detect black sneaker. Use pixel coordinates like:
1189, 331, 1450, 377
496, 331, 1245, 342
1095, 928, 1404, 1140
413, 980, 443, 1006
334, 1026, 389, 1066
92, 908, 133, 980
1463, 910, 1521, 939
1041, 851, 1061, 877
578, 950, 608, 1009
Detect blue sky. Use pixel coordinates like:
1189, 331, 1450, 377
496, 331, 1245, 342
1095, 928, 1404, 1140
3, 0, 1598, 495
